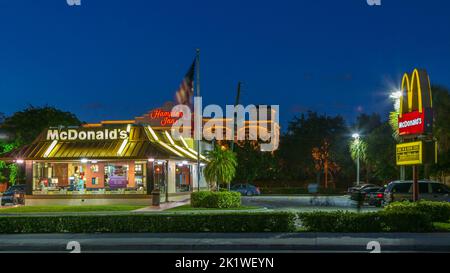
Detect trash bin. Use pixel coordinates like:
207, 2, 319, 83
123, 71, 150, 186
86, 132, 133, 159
151, 189, 160, 206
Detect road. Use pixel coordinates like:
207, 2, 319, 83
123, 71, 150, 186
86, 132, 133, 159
242, 195, 381, 212
0, 233, 449, 253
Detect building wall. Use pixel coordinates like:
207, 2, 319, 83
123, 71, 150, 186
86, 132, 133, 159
84, 163, 105, 189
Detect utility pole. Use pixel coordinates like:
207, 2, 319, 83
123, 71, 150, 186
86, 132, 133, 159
196, 49, 201, 192
356, 153, 360, 186
229, 82, 241, 191
230, 82, 241, 152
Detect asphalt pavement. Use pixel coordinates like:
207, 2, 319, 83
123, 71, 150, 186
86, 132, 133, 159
242, 195, 381, 212
0, 233, 449, 253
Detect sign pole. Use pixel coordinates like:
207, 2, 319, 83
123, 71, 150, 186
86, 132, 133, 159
412, 165, 419, 201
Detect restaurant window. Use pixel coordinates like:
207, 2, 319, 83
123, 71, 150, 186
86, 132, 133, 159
32, 161, 146, 195
134, 162, 146, 191
105, 164, 129, 191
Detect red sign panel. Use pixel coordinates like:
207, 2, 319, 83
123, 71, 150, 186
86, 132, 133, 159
398, 110, 425, 136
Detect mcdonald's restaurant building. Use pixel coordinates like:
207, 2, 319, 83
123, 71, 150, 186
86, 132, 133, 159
0, 106, 210, 205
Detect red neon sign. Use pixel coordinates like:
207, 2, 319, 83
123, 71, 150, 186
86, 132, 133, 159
149, 109, 183, 126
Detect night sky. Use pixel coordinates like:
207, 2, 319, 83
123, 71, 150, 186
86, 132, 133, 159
1, 0, 449, 129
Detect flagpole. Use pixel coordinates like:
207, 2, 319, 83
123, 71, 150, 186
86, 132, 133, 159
196, 48, 201, 192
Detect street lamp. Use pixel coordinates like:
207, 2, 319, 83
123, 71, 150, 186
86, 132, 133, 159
390, 90, 403, 112
352, 133, 360, 186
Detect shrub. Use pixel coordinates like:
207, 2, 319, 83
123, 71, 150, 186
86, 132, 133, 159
377, 210, 433, 232
298, 210, 433, 232
0, 212, 296, 233
299, 211, 383, 232
191, 191, 211, 208
191, 191, 241, 208
384, 201, 450, 222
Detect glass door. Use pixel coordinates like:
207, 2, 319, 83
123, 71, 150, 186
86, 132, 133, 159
153, 162, 167, 202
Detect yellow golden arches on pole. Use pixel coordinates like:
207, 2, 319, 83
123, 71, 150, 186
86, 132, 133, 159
399, 68, 433, 118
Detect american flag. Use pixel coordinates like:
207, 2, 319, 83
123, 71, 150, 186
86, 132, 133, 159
175, 60, 195, 108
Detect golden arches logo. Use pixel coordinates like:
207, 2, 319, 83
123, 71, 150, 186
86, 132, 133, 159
399, 69, 432, 118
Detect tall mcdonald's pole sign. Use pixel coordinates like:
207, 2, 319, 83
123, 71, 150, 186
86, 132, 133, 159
396, 68, 437, 201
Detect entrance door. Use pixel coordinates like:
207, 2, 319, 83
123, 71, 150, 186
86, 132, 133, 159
153, 162, 167, 202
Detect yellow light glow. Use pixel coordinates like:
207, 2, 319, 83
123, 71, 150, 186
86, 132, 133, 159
147, 126, 159, 141
158, 141, 184, 157
164, 131, 198, 160
43, 140, 58, 158
399, 69, 432, 117
117, 124, 132, 155
164, 131, 175, 145
179, 136, 207, 160
117, 139, 128, 155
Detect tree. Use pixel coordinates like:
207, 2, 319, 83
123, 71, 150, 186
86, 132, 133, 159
430, 85, 450, 180
0, 106, 81, 185
277, 111, 352, 188
204, 145, 237, 191
365, 122, 398, 183
1, 105, 81, 145
0, 141, 20, 184
234, 141, 280, 184
312, 139, 341, 189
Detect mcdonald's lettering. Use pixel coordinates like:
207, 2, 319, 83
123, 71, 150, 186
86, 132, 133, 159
398, 69, 433, 136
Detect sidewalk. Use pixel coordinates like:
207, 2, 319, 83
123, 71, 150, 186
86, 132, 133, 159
133, 199, 190, 212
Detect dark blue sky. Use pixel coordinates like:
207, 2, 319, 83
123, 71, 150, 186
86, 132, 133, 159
1, 0, 449, 129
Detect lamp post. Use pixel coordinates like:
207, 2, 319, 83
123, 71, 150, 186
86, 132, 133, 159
352, 133, 360, 186
390, 90, 405, 181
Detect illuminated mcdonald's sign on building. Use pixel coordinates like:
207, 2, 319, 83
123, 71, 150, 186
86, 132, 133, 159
398, 69, 433, 136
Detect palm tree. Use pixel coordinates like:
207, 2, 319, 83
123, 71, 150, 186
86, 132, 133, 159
204, 145, 237, 191
388, 111, 400, 140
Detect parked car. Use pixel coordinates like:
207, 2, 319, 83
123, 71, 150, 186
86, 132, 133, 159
1, 184, 26, 206
367, 186, 386, 207
384, 180, 450, 204
230, 183, 261, 196
350, 186, 383, 202
347, 183, 379, 194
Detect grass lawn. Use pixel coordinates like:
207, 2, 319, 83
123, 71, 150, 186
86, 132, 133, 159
433, 222, 450, 232
166, 204, 260, 212
0, 205, 145, 213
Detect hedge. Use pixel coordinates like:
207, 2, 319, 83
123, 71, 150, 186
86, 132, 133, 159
384, 200, 450, 222
0, 212, 295, 233
298, 210, 434, 232
191, 191, 241, 208
0, 209, 439, 233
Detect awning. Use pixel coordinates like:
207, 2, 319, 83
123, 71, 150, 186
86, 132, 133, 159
0, 125, 202, 161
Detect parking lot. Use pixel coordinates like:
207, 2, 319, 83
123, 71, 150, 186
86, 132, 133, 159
242, 195, 381, 212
